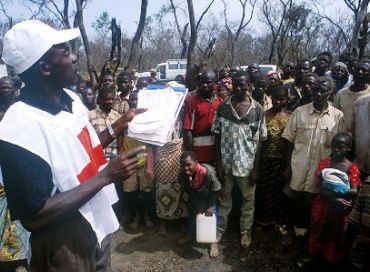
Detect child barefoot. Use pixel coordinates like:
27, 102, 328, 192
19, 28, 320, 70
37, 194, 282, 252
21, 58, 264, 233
301, 133, 361, 269
177, 151, 221, 258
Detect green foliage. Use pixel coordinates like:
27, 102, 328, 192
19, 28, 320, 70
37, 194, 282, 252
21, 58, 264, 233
92, 11, 111, 33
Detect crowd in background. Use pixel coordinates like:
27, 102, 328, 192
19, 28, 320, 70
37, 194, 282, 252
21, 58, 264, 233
1, 49, 370, 271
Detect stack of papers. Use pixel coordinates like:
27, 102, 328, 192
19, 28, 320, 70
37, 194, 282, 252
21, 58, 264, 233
128, 86, 188, 146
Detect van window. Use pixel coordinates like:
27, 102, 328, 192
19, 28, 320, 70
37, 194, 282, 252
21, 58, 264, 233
259, 67, 273, 75
159, 65, 166, 79
168, 64, 179, 70
180, 64, 187, 69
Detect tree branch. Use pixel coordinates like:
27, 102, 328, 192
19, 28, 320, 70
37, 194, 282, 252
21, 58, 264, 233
196, 0, 215, 30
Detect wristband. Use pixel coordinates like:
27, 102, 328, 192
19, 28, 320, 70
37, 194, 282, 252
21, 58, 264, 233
107, 123, 117, 139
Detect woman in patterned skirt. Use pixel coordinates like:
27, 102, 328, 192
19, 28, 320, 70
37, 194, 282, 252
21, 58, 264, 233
255, 85, 291, 227
0, 182, 29, 272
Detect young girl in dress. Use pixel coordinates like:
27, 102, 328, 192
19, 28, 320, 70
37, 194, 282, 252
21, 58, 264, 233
302, 132, 361, 269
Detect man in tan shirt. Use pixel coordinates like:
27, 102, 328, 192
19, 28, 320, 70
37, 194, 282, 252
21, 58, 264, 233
281, 77, 345, 242
334, 61, 370, 132
352, 94, 370, 175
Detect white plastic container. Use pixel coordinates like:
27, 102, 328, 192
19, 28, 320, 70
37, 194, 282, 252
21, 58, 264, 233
196, 213, 217, 243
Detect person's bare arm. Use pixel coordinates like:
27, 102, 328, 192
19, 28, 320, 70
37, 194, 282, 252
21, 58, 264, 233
22, 146, 145, 231
98, 108, 146, 148
214, 134, 224, 180
184, 129, 193, 151
249, 142, 262, 185
282, 138, 294, 184
88, 65, 99, 83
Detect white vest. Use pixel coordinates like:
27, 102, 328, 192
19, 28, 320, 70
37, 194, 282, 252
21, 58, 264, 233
0, 89, 119, 244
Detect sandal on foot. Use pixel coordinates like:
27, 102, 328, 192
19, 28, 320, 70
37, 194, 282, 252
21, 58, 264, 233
296, 257, 314, 268
281, 230, 293, 246
209, 243, 219, 257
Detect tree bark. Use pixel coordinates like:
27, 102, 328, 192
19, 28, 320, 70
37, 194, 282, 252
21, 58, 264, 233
75, 0, 94, 85
186, 0, 215, 89
186, 0, 197, 90
349, 0, 370, 59
358, 13, 369, 59
127, 0, 148, 70
268, 36, 276, 64
169, 0, 189, 59
222, 0, 256, 66
180, 23, 189, 59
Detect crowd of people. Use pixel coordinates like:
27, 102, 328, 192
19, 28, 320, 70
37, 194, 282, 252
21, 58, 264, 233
0, 20, 370, 272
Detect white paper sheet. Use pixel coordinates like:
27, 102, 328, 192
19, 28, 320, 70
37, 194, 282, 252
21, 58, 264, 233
128, 87, 187, 146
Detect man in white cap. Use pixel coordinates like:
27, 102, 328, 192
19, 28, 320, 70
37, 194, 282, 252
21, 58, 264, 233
0, 20, 145, 271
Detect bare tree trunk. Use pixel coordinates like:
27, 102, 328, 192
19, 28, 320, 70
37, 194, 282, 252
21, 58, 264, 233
180, 24, 189, 59
127, 0, 148, 70
231, 42, 236, 66
75, 0, 94, 85
222, 0, 256, 66
358, 13, 369, 59
186, 0, 197, 90
62, 0, 70, 28
169, 0, 189, 59
186, 0, 215, 89
268, 36, 276, 64
349, 0, 370, 58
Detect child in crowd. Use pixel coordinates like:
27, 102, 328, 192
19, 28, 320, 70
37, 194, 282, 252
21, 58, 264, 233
217, 67, 233, 100
299, 133, 361, 269
122, 92, 154, 229
252, 74, 273, 111
177, 151, 221, 258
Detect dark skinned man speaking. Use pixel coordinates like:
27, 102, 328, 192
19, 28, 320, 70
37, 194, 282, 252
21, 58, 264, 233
0, 20, 145, 271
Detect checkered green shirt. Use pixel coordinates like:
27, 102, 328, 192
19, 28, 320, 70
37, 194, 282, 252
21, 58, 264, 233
212, 96, 267, 177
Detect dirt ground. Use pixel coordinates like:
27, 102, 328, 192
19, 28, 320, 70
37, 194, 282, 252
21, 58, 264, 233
110, 218, 307, 272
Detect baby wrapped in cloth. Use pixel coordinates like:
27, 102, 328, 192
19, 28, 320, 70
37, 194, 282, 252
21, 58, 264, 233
319, 168, 350, 210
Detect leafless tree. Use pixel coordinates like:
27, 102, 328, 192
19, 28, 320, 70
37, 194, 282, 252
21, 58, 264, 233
0, 0, 13, 27
260, 0, 293, 64
168, 0, 189, 59
260, 0, 313, 64
110, 18, 122, 76
26, 0, 71, 28
186, 0, 215, 89
75, 0, 94, 84
127, 0, 148, 70
222, 0, 256, 66
344, 0, 370, 58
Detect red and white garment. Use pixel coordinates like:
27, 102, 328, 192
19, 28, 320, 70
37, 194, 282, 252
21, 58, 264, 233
0, 89, 119, 244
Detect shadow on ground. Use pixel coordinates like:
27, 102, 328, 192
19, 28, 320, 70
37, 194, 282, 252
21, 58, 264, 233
111, 188, 306, 272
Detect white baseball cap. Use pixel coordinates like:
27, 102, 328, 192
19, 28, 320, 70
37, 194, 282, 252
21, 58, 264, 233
2, 20, 80, 74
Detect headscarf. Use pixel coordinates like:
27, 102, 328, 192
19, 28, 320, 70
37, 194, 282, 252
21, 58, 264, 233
333, 62, 349, 75
334, 62, 347, 69
267, 70, 281, 81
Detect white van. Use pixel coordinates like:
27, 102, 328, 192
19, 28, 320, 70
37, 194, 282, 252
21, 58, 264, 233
156, 59, 187, 81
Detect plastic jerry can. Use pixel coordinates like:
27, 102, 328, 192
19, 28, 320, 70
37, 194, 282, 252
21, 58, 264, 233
196, 213, 217, 243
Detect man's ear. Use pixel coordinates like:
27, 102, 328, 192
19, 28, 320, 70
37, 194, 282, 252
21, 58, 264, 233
39, 61, 52, 76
